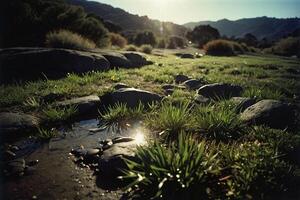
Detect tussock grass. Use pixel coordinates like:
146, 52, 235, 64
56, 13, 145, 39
242, 87, 284, 100
42, 105, 78, 123
37, 127, 58, 140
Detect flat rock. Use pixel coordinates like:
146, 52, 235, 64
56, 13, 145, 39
240, 100, 297, 129
197, 83, 243, 99
182, 79, 204, 90
123, 52, 151, 67
56, 95, 100, 117
0, 112, 39, 137
0, 47, 110, 83
99, 140, 137, 177
101, 88, 162, 108
175, 74, 190, 84
230, 97, 257, 112
113, 83, 131, 90
180, 53, 194, 59
100, 51, 131, 67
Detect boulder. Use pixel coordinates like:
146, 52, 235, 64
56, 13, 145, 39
197, 83, 243, 99
101, 88, 162, 108
123, 52, 152, 67
182, 79, 204, 90
230, 97, 256, 112
194, 95, 210, 105
0, 112, 39, 137
98, 140, 137, 177
100, 52, 131, 67
113, 83, 131, 90
240, 100, 297, 129
180, 53, 194, 59
56, 95, 100, 117
0, 47, 110, 83
175, 74, 190, 84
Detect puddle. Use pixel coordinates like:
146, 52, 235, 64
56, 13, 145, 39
1, 118, 147, 200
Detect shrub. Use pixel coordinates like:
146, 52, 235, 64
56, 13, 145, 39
45, 29, 96, 50
42, 105, 78, 123
204, 40, 235, 56
168, 36, 187, 49
134, 31, 157, 46
157, 39, 166, 48
186, 25, 220, 48
125, 45, 137, 51
231, 41, 244, 54
268, 37, 300, 56
109, 33, 127, 48
140, 44, 153, 54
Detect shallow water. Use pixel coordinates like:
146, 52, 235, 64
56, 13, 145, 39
2, 119, 146, 200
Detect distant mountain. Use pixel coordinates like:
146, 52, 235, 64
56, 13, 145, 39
184, 17, 300, 41
66, 0, 188, 37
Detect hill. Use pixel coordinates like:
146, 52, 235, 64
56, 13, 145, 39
67, 0, 188, 37
184, 17, 300, 41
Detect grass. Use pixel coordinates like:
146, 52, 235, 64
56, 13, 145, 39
42, 105, 78, 123
242, 86, 284, 100
37, 127, 58, 140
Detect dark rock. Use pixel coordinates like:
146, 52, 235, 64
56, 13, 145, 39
112, 137, 135, 144
113, 83, 131, 90
164, 89, 175, 95
0, 47, 110, 83
240, 100, 297, 129
123, 52, 151, 67
42, 93, 64, 103
161, 84, 176, 90
99, 140, 137, 177
197, 83, 243, 99
100, 52, 131, 67
182, 79, 204, 90
175, 74, 189, 84
3, 150, 16, 160
230, 97, 257, 112
180, 53, 194, 59
0, 112, 39, 138
100, 88, 162, 108
194, 95, 210, 105
6, 158, 26, 176
56, 95, 100, 117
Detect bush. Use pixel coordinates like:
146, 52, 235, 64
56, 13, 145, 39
125, 45, 138, 51
168, 36, 187, 49
204, 40, 235, 56
109, 33, 127, 48
267, 37, 300, 56
134, 31, 157, 46
140, 44, 153, 54
186, 25, 220, 47
45, 29, 96, 50
157, 39, 166, 48
231, 41, 244, 54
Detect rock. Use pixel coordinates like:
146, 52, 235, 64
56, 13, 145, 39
182, 79, 204, 90
164, 89, 175, 95
194, 95, 210, 105
240, 100, 297, 129
175, 74, 190, 84
112, 137, 135, 144
162, 84, 176, 90
99, 140, 137, 177
42, 93, 64, 103
114, 83, 131, 90
0, 47, 110, 83
6, 158, 26, 176
56, 95, 100, 117
100, 51, 131, 67
180, 53, 194, 59
100, 88, 162, 108
123, 52, 151, 67
0, 112, 39, 138
230, 97, 256, 112
197, 83, 243, 99
3, 150, 16, 160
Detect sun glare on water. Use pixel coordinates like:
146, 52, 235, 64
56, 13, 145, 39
134, 130, 146, 145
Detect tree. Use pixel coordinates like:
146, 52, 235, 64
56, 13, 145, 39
134, 31, 157, 46
186, 25, 220, 48
242, 33, 258, 47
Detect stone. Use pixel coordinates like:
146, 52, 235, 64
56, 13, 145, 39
6, 158, 26, 176
194, 95, 210, 105
161, 84, 176, 90
100, 51, 131, 67
240, 100, 297, 129
182, 79, 204, 90
197, 83, 243, 99
0, 112, 39, 137
180, 53, 194, 59
230, 97, 257, 112
0, 47, 110, 83
175, 74, 190, 84
112, 137, 135, 144
56, 95, 100, 117
123, 52, 151, 67
100, 88, 162, 108
99, 140, 137, 177
113, 83, 131, 90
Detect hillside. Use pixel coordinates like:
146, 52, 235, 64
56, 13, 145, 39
184, 17, 300, 40
67, 0, 188, 37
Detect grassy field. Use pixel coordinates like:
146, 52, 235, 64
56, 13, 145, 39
1, 53, 300, 199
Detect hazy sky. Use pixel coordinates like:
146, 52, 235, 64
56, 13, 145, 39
95, 0, 300, 24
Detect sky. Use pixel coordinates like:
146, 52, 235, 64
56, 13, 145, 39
95, 0, 300, 24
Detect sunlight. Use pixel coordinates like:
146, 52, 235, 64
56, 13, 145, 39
134, 130, 146, 146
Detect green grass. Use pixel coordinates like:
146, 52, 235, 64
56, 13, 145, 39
42, 105, 78, 123
37, 127, 58, 140
242, 86, 284, 100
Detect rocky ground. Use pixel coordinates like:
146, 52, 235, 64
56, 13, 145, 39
0, 47, 300, 199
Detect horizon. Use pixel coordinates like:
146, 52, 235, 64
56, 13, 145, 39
94, 0, 300, 24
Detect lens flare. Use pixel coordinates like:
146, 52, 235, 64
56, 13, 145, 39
135, 131, 146, 145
